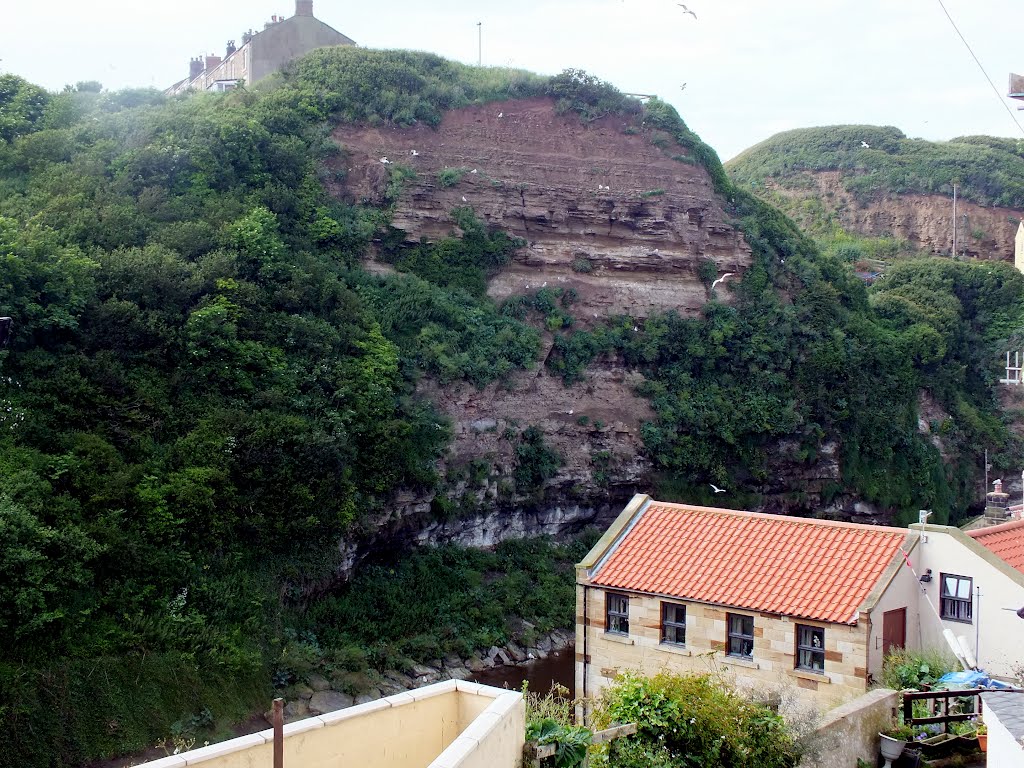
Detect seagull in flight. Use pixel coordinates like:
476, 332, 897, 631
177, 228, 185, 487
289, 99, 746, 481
711, 272, 734, 290
677, 4, 697, 18
861, 141, 870, 149
379, 156, 391, 164
710, 484, 726, 493
680, 83, 687, 91
410, 149, 420, 156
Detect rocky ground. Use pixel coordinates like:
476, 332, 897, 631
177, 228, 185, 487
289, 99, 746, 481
277, 626, 575, 722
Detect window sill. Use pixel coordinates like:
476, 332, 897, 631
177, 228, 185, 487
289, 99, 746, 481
721, 655, 759, 670
788, 668, 830, 684
602, 632, 635, 645
940, 617, 973, 625
658, 642, 692, 657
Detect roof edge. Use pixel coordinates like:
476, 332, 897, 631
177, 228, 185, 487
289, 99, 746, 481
912, 523, 1024, 586
966, 518, 1024, 538
576, 493, 650, 573
860, 533, 917, 617
647, 499, 909, 535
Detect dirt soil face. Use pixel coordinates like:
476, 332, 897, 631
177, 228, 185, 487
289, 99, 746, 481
769, 170, 1024, 260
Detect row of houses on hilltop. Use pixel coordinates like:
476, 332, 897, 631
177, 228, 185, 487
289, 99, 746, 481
166, 0, 355, 96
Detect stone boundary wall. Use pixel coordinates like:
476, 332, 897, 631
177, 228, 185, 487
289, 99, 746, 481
798, 688, 896, 768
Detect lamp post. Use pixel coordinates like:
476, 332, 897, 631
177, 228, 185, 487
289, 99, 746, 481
477, 22, 482, 66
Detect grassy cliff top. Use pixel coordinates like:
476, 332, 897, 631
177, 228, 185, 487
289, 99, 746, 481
726, 124, 1024, 208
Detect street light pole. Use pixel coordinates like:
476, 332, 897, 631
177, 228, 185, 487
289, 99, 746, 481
477, 22, 482, 66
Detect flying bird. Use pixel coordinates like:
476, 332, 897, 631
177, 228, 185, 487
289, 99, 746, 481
497, 112, 504, 118
710, 484, 726, 493
677, 4, 697, 18
711, 272, 734, 290
470, 168, 478, 174
461, 196, 468, 202
379, 156, 391, 164
861, 141, 870, 149
680, 83, 687, 91
410, 149, 420, 156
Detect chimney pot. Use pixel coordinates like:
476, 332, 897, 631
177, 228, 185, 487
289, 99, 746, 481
295, 0, 313, 16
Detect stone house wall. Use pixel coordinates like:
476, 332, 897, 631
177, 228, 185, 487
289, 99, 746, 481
576, 584, 872, 711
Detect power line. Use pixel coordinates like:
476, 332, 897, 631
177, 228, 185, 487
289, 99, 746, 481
934, 0, 1024, 138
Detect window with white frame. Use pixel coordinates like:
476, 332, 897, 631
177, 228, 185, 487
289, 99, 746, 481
796, 624, 825, 672
940, 574, 973, 623
661, 602, 686, 645
606, 593, 629, 635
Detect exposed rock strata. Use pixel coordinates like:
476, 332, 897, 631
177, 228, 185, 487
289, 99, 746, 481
767, 170, 1023, 260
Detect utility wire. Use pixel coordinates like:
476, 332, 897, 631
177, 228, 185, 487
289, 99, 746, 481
934, 0, 1024, 138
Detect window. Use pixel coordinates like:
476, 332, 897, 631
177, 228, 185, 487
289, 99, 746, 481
727, 613, 754, 658
940, 574, 973, 623
661, 602, 686, 645
796, 625, 825, 672
606, 593, 629, 635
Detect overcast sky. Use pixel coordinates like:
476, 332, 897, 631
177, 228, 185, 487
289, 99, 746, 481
3, 0, 1023, 161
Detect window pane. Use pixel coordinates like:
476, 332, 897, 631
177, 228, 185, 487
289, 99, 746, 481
943, 576, 957, 595
956, 579, 971, 599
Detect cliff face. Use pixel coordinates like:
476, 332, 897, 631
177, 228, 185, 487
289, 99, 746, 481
768, 171, 1023, 260
328, 99, 900, 553
331, 98, 751, 320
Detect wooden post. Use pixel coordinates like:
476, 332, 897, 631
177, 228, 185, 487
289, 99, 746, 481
273, 698, 284, 768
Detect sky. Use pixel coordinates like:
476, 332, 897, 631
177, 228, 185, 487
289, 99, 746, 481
2, 0, 1023, 161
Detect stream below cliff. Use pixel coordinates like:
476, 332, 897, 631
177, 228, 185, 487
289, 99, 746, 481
470, 644, 576, 698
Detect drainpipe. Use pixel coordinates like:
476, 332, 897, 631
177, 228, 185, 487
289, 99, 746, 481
975, 586, 981, 667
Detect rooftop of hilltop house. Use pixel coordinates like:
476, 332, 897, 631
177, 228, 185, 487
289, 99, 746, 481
166, 0, 355, 96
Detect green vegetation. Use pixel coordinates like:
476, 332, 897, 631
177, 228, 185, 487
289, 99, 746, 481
3, 45, 1024, 766
726, 125, 1024, 208
596, 672, 800, 768
882, 646, 959, 691
291, 535, 595, 679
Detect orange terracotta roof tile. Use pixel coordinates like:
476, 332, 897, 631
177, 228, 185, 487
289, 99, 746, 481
967, 519, 1024, 575
590, 501, 909, 624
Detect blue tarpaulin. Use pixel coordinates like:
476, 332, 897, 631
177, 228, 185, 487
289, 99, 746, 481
935, 671, 1012, 689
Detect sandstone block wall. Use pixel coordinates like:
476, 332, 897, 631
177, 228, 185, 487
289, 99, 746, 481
576, 585, 871, 711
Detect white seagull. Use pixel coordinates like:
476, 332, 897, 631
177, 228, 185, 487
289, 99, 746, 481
497, 112, 504, 118
711, 272, 734, 290
410, 149, 420, 156
470, 168, 478, 174
461, 196, 468, 202
861, 141, 870, 149
677, 4, 697, 18
710, 484, 726, 493
379, 156, 391, 164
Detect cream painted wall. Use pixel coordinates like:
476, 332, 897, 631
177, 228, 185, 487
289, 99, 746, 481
983, 698, 1024, 768
134, 681, 524, 768
912, 525, 1024, 678
865, 554, 921, 682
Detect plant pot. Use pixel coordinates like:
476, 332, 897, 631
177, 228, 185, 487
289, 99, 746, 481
879, 733, 907, 768
978, 733, 987, 752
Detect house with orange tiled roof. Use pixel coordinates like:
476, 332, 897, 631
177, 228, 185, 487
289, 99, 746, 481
575, 495, 922, 710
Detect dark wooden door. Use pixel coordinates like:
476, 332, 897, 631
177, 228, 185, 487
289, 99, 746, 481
882, 607, 906, 657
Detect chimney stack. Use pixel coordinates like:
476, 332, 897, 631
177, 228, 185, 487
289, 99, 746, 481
205, 54, 222, 72
295, 0, 313, 16
189, 57, 204, 80
226, 40, 236, 57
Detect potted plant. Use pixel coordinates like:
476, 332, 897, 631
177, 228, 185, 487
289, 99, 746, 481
879, 722, 915, 768
976, 721, 988, 752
